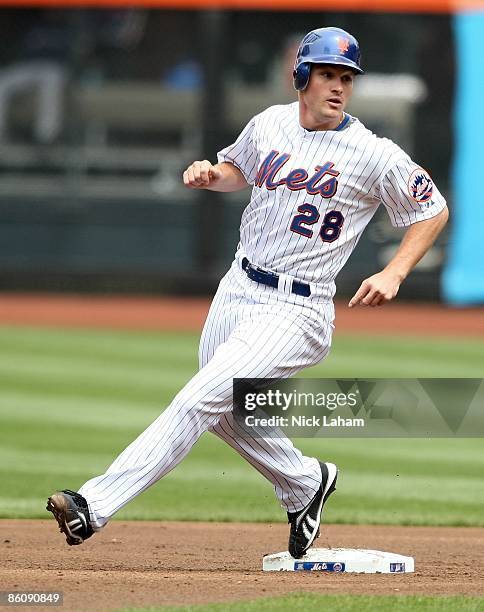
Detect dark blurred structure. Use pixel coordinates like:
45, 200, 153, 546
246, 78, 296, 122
0, 9, 452, 298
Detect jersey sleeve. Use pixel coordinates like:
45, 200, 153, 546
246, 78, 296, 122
379, 156, 447, 227
217, 118, 259, 185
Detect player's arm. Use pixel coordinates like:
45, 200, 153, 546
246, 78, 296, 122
183, 160, 249, 192
348, 206, 449, 308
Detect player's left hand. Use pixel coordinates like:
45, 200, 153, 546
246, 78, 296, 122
348, 270, 402, 308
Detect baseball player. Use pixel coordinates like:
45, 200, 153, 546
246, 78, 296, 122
47, 27, 448, 559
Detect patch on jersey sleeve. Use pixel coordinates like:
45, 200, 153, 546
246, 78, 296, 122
408, 168, 434, 204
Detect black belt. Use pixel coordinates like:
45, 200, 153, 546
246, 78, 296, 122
241, 258, 311, 297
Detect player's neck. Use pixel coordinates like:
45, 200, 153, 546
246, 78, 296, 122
299, 109, 345, 132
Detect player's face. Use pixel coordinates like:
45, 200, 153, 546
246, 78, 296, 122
299, 65, 355, 131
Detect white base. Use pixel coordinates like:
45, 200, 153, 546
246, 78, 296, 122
263, 548, 414, 573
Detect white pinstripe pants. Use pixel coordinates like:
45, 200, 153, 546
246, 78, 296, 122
80, 261, 335, 530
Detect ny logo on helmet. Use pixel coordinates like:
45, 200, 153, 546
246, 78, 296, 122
338, 37, 350, 55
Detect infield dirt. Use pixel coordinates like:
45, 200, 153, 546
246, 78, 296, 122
0, 294, 482, 337
1, 521, 483, 610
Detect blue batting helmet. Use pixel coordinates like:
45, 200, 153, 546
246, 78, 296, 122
293, 27, 363, 91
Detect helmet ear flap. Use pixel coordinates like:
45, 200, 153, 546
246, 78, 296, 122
293, 63, 311, 91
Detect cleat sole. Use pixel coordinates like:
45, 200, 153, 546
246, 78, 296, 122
46, 494, 84, 546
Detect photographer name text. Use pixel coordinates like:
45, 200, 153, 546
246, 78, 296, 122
244, 414, 365, 428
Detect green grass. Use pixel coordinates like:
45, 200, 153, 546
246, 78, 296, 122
0, 325, 483, 525
120, 594, 484, 612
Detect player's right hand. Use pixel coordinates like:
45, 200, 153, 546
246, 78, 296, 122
183, 160, 223, 189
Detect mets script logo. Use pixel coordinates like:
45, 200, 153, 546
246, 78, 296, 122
310, 563, 329, 571
408, 168, 434, 205
255, 150, 340, 198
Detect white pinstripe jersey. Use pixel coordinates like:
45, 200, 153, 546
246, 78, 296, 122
218, 102, 446, 299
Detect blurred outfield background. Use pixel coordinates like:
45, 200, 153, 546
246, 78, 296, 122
0, 0, 483, 554
0, 2, 482, 302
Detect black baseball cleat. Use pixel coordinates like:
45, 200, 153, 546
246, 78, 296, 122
287, 461, 338, 558
46, 489, 94, 546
